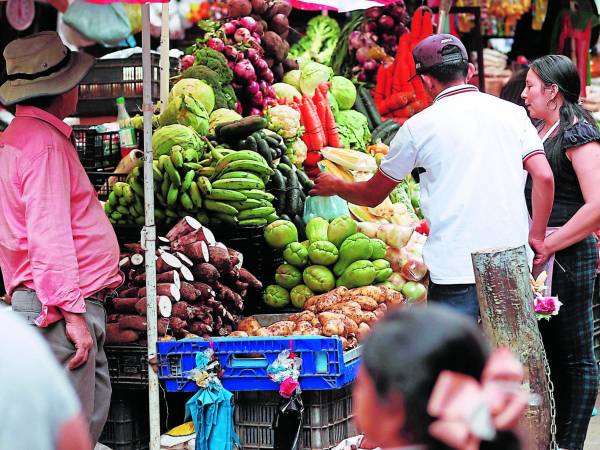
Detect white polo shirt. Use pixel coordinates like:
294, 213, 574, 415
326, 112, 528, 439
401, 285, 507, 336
379, 84, 544, 284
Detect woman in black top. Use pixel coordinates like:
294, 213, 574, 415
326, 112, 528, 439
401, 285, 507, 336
522, 55, 600, 450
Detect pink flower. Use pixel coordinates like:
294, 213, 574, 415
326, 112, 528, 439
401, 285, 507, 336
534, 296, 562, 316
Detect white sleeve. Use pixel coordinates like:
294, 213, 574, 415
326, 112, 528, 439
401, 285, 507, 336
519, 108, 545, 162
379, 124, 418, 182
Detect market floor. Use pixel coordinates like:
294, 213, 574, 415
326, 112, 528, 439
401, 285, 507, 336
584, 395, 600, 450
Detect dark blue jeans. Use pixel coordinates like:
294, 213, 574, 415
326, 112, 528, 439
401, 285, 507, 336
428, 283, 480, 322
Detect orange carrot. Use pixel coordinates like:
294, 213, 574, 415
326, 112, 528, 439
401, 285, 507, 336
300, 96, 325, 152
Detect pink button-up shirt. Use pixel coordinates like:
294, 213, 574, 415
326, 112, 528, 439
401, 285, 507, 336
0, 106, 123, 327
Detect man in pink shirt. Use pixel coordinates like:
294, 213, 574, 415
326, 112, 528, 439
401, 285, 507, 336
0, 32, 123, 442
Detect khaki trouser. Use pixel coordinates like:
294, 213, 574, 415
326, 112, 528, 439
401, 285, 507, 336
11, 291, 112, 443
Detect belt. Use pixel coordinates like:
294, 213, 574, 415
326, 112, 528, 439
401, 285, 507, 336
13, 285, 116, 304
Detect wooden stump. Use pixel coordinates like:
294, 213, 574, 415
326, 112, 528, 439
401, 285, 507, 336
472, 245, 552, 450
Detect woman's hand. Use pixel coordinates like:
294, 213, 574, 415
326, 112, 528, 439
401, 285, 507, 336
530, 236, 551, 277
309, 172, 343, 197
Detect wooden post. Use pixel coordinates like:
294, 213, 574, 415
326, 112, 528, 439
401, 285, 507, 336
471, 246, 551, 450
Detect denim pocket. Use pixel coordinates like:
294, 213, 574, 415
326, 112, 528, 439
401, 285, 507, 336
431, 284, 471, 296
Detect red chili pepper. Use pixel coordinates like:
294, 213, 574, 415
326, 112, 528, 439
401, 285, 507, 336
415, 219, 429, 236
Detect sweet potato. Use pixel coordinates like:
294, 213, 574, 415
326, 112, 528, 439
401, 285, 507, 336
172, 228, 213, 254
313, 287, 349, 312
294, 321, 313, 334
237, 317, 261, 335
107, 313, 123, 323
119, 256, 131, 272
183, 241, 210, 263
118, 287, 140, 298
255, 328, 272, 336
112, 298, 139, 314
158, 318, 169, 336
375, 303, 388, 319
347, 286, 388, 303
191, 282, 216, 301
207, 246, 233, 273
134, 296, 172, 318
192, 263, 220, 285
166, 216, 202, 242
188, 320, 213, 336
119, 315, 148, 332
357, 311, 378, 326
130, 254, 144, 266
215, 283, 243, 312
171, 302, 192, 321
139, 283, 180, 302
124, 243, 143, 254
179, 266, 194, 283
136, 270, 181, 288
169, 317, 189, 334
238, 268, 262, 290
180, 282, 200, 303
218, 324, 233, 336
227, 248, 243, 268
156, 252, 183, 273
267, 321, 296, 336
176, 252, 194, 268
106, 323, 139, 344
341, 317, 359, 335
385, 289, 406, 307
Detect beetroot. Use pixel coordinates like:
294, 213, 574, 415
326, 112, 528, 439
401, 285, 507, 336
228, 0, 252, 18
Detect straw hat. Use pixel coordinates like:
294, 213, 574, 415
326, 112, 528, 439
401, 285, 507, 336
0, 31, 95, 106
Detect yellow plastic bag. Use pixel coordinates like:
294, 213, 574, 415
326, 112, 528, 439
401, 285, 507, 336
123, 4, 142, 34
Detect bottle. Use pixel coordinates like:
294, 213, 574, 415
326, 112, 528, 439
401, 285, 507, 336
116, 97, 137, 157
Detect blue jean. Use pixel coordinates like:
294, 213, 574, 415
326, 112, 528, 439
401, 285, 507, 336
428, 283, 480, 321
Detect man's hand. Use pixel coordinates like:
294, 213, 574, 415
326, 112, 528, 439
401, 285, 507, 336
529, 235, 551, 278
309, 173, 343, 197
62, 312, 93, 370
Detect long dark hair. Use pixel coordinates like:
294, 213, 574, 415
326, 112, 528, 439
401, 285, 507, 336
362, 306, 521, 450
530, 55, 598, 132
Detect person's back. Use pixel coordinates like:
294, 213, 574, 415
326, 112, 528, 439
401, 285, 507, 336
400, 90, 536, 283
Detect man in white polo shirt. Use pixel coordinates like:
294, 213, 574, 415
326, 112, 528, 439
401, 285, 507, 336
311, 34, 555, 320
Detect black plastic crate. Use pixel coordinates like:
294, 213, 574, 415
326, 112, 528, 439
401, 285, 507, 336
76, 55, 179, 117
100, 390, 149, 450
106, 345, 149, 389
235, 385, 355, 450
86, 172, 128, 202
75, 127, 144, 171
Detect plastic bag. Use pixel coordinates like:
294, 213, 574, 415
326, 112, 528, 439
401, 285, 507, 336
303, 195, 349, 223
272, 389, 304, 450
63, 1, 131, 46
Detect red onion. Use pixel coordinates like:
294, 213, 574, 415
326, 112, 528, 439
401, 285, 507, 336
239, 16, 257, 33
235, 102, 243, 114
356, 47, 370, 64
248, 107, 262, 116
224, 45, 239, 61
378, 15, 395, 31
363, 59, 378, 72
207, 38, 225, 52
181, 55, 195, 71
251, 91, 264, 107
247, 81, 260, 95
251, 34, 262, 45
223, 22, 237, 36
246, 48, 260, 63
254, 58, 268, 72
265, 85, 276, 98
259, 80, 268, 92
234, 28, 252, 43
262, 69, 274, 84
364, 7, 381, 20
363, 21, 378, 33
357, 72, 368, 82
234, 59, 257, 82
349, 31, 363, 50
228, 61, 236, 71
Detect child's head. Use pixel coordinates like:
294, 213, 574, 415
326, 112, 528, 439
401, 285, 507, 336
354, 306, 522, 450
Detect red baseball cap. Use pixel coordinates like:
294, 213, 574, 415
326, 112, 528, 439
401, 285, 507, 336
412, 34, 468, 76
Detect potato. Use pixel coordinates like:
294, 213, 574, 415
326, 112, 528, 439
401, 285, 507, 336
267, 321, 295, 336
357, 311, 378, 325
303, 295, 319, 312
255, 328, 272, 336
385, 289, 406, 306
375, 303, 388, 319
307, 328, 322, 336
318, 312, 346, 327
358, 323, 371, 340
229, 331, 249, 337
237, 317, 261, 335
348, 295, 378, 311
341, 317, 359, 335
289, 310, 318, 325
347, 286, 387, 303
322, 319, 345, 337
294, 321, 313, 334
314, 287, 350, 312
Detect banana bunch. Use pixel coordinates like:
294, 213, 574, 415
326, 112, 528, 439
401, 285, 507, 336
104, 141, 280, 227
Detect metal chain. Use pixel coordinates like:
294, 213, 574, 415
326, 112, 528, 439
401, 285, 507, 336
535, 325, 559, 450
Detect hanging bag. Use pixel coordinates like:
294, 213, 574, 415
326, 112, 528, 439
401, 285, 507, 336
63, 1, 132, 46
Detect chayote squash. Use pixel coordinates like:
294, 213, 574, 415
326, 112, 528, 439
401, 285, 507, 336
305, 217, 329, 243
333, 233, 373, 276
336, 260, 377, 288
327, 215, 357, 248
308, 240, 339, 266
370, 239, 387, 260
372, 259, 393, 283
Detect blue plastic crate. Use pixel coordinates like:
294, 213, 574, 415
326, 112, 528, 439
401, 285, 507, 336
157, 336, 361, 392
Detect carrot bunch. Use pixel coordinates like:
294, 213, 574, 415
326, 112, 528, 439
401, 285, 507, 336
300, 83, 342, 177
374, 7, 434, 124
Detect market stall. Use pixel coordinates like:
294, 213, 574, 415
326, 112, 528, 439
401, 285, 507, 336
4, 0, 598, 449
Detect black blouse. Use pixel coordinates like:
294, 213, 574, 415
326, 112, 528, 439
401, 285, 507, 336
526, 121, 600, 227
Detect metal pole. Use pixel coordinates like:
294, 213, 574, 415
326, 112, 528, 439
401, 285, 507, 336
160, 2, 170, 110
141, 5, 161, 450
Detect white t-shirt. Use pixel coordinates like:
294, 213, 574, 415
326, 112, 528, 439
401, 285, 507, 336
379, 85, 544, 284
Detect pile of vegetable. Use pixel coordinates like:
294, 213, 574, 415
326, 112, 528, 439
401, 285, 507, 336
105, 217, 263, 344
236, 285, 406, 349
289, 15, 340, 67
262, 216, 398, 309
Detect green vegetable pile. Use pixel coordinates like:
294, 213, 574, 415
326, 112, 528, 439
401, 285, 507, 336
334, 109, 372, 150
262, 216, 393, 309
289, 15, 340, 67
